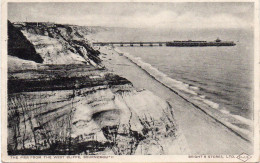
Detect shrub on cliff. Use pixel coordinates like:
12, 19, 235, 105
8, 20, 43, 63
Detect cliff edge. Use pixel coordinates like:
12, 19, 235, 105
7, 22, 187, 155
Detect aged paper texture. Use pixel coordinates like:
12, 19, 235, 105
1, 0, 259, 162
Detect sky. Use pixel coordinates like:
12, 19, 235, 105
8, 2, 254, 29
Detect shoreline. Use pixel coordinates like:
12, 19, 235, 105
114, 48, 251, 142
97, 45, 253, 154
112, 47, 253, 142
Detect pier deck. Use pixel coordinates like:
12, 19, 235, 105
92, 40, 236, 47
93, 42, 166, 46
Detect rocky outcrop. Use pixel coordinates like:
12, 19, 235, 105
8, 64, 180, 155
8, 64, 130, 94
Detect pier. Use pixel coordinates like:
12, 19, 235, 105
92, 39, 236, 47
93, 42, 166, 47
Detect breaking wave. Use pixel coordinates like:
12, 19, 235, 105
114, 47, 253, 141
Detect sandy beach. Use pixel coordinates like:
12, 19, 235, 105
98, 46, 252, 155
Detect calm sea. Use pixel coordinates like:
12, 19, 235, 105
92, 28, 254, 121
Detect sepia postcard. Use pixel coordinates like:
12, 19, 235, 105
1, 0, 259, 162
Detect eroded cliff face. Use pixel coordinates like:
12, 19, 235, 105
7, 22, 184, 155
17, 23, 101, 65
8, 85, 179, 155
